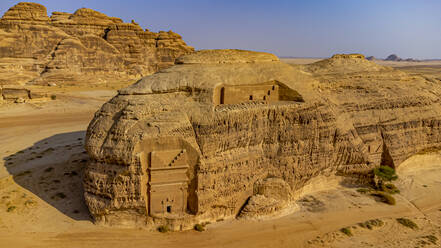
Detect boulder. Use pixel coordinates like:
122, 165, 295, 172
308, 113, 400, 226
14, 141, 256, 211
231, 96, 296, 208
238, 178, 293, 219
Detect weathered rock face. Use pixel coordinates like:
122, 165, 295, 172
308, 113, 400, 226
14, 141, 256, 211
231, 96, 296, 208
0, 2, 194, 86
305, 54, 441, 171
238, 178, 292, 219
84, 50, 441, 230
0, 85, 48, 102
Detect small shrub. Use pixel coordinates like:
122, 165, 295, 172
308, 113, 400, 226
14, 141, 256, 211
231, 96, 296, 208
24, 200, 35, 206
424, 235, 438, 244
371, 191, 396, 205
340, 227, 352, 236
194, 223, 205, 232
7, 206, 16, 212
358, 219, 384, 230
396, 218, 418, 229
381, 183, 400, 194
50, 95, 57, 100
158, 225, 169, 233
356, 188, 370, 194
374, 166, 398, 182
44, 167, 53, 173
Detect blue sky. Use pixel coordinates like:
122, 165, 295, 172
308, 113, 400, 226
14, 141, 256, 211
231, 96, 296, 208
1, 0, 440, 59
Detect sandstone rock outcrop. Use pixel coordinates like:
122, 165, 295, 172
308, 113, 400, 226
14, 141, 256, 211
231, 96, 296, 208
239, 178, 292, 219
0, 85, 47, 102
0, 2, 194, 86
84, 50, 441, 230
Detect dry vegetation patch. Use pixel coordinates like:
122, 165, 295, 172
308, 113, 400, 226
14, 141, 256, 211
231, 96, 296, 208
194, 223, 205, 232
157, 225, 170, 233
358, 219, 384, 230
370, 191, 396, 205
0, 182, 37, 214
396, 218, 418, 229
354, 166, 400, 205
340, 227, 353, 236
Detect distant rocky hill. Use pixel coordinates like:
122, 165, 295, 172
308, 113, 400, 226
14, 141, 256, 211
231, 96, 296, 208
0, 2, 194, 86
305, 54, 389, 74
385, 54, 401, 61
385, 54, 419, 62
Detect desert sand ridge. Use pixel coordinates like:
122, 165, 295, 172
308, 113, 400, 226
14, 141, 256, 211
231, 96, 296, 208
84, 50, 441, 231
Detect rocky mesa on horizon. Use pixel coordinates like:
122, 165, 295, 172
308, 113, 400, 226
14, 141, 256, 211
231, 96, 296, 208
385, 54, 420, 62
0, 2, 194, 86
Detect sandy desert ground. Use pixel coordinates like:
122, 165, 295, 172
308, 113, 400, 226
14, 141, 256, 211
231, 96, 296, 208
0, 63, 441, 248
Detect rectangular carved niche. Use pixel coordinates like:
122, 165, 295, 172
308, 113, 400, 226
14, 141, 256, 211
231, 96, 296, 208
148, 149, 189, 216
216, 84, 279, 105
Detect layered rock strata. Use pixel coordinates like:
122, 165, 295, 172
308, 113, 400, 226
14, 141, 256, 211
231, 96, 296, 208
0, 2, 194, 86
0, 85, 48, 102
84, 50, 441, 230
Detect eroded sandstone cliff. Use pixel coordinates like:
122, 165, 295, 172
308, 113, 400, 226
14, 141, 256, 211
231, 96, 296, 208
0, 2, 194, 86
84, 50, 441, 230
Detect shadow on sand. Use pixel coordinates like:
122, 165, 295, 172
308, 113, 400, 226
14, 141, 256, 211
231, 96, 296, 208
2, 130, 91, 221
